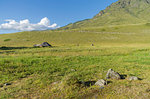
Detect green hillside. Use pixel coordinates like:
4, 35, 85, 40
62, 0, 150, 29
1, 24, 150, 47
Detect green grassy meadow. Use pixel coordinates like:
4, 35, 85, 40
0, 24, 150, 98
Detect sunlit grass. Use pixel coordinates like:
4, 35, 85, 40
0, 46, 150, 98
0, 24, 150, 98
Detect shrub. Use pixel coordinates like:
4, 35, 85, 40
145, 23, 150, 26
4, 39, 11, 42
101, 28, 106, 31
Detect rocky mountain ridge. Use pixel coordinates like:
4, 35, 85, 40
62, 0, 150, 29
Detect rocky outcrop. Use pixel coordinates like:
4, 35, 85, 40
33, 42, 52, 47
41, 42, 52, 47
106, 69, 121, 80
95, 79, 107, 87
95, 10, 105, 17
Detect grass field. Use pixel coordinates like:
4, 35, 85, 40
0, 24, 150, 98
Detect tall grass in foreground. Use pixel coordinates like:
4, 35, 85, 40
0, 46, 150, 98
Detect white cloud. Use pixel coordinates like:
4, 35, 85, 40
0, 17, 58, 31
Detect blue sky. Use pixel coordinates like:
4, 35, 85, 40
0, 0, 118, 34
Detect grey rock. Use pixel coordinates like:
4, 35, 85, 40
95, 79, 107, 87
52, 81, 60, 85
33, 42, 52, 48
106, 69, 121, 79
33, 44, 42, 47
4, 83, 11, 86
71, 69, 76, 72
99, 86, 105, 90
41, 42, 52, 47
128, 76, 139, 81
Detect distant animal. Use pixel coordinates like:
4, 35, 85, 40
33, 42, 52, 48
91, 44, 94, 46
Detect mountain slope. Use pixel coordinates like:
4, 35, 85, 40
62, 0, 150, 29
1, 24, 150, 47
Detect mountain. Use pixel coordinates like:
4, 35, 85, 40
62, 0, 150, 29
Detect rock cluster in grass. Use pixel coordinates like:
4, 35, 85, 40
106, 69, 121, 80
33, 42, 52, 47
105, 69, 140, 81
94, 69, 140, 89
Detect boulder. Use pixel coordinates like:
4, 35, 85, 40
4, 83, 11, 86
106, 69, 121, 79
33, 44, 42, 47
33, 42, 52, 48
95, 79, 107, 87
41, 42, 52, 47
71, 69, 76, 72
128, 76, 139, 81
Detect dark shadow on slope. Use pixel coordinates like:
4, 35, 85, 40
78, 81, 96, 87
137, 77, 143, 80
0, 46, 55, 50
0, 46, 31, 50
120, 74, 127, 79
106, 81, 113, 84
